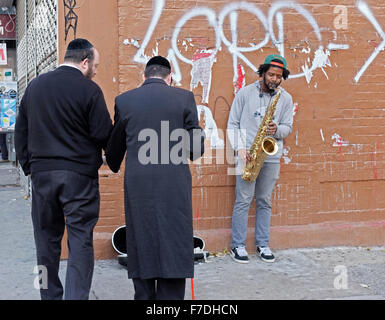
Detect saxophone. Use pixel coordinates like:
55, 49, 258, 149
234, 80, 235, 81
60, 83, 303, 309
241, 89, 281, 182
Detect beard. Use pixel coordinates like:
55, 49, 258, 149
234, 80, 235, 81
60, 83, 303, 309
84, 64, 95, 79
263, 75, 281, 93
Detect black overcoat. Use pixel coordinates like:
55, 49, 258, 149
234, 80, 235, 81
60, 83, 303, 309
106, 78, 205, 279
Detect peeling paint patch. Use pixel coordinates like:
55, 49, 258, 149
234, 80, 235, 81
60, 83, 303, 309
190, 50, 217, 104
182, 40, 188, 52
182, 38, 194, 52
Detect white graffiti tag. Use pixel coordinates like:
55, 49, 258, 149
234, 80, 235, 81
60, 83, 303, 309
130, 0, 358, 87
354, 0, 385, 83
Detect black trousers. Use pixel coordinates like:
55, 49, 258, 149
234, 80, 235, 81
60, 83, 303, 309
0, 133, 8, 160
132, 278, 186, 300
31, 170, 100, 300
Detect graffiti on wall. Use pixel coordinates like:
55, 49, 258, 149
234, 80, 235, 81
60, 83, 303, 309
63, 0, 79, 41
124, 0, 383, 151
127, 0, 384, 87
129, 1, 346, 85
354, 0, 385, 83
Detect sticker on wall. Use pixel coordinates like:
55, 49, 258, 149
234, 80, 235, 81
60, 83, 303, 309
0, 99, 16, 130
190, 50, 217, 104
0, 81, 17, 130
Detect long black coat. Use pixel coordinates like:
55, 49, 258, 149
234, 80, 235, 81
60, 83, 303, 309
106, 78, 204, 279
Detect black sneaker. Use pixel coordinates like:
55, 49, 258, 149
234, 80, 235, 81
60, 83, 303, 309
230, 246, 249, 264
257, 246, 275, 263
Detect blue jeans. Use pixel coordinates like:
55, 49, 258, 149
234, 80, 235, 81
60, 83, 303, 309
231, 162, 280, 249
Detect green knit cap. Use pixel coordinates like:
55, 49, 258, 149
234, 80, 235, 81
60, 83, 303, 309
264, 54, 287, 69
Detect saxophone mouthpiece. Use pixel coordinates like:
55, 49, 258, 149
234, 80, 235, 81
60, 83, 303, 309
270, 88, 278, 96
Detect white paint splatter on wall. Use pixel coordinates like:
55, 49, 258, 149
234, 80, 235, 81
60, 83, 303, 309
332, 133, 349, 147
123, 38, 140, 48
282, 146, 291, 164
301, 48, 332, 84
320, 129, 325, 142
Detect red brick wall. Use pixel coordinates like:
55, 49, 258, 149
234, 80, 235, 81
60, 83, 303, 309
61, 0, 385, 259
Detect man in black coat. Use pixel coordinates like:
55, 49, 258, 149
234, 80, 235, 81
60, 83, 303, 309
106, 56, 205, 300
15, 38, 112, 300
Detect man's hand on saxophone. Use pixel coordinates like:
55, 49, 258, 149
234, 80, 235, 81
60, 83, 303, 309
238, 149, 252, 164
266, 121, 277, 135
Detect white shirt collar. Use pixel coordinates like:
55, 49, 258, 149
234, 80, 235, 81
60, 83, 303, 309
59, 63, 82, 72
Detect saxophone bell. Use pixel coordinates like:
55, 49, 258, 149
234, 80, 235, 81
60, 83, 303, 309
262, 137, 278, 156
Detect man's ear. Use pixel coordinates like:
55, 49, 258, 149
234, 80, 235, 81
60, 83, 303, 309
166, 73, 172, 86
79, 58, 89, 72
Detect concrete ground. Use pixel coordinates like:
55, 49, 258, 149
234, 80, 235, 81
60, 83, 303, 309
1, 161, 385, 300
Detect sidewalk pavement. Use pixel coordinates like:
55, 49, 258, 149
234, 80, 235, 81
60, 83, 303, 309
1, 161, 385, 300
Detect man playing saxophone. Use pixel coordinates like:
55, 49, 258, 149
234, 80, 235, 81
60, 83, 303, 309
227, 54, 294, 263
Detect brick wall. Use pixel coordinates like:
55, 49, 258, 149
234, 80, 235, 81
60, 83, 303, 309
60, 0, 385, 259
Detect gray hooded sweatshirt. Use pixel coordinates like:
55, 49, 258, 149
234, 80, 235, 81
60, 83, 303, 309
227, 80, 294, 165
